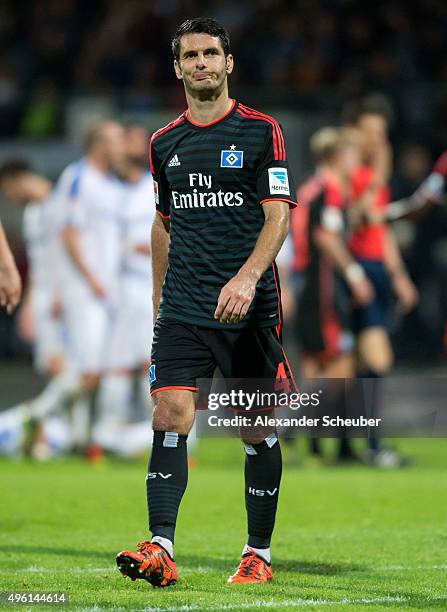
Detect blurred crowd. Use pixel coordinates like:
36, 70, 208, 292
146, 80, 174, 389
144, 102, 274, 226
1, 0, 447, 148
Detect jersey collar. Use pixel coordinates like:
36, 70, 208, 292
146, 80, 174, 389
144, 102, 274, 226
184, 99, 237, 128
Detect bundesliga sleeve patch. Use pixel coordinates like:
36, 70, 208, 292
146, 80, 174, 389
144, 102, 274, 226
153, 180, 159, 205
268, 168, 290, 196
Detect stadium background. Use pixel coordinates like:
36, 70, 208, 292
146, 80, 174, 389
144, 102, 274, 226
0, 2, 446, 609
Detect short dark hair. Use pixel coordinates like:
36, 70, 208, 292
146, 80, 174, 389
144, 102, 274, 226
172, 17, 230, 61
0, 160, 31, 183
342, 95, 393, 127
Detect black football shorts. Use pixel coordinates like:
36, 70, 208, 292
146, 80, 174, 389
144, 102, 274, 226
149, 318, 297, 395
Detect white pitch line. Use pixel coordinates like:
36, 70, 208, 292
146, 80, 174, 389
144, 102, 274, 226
378, 564, 447, 571
145, 597, 408, 611
75, 597, 408, 612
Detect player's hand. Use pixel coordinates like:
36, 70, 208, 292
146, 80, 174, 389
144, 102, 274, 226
88, 276, 107, 299
214, 270, 257, 324
0, 261, 22, 314
350, 277, 375, 306
392, 273, 418, 314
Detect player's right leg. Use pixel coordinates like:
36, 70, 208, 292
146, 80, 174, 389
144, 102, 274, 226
63, 288, 109, 454
116, 389, 194, 587
116, 319, 215, 587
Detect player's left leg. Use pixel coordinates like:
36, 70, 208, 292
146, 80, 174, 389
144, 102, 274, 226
226, 430, 280, 583
353, 259, 407, 466
93, 369, 134, 454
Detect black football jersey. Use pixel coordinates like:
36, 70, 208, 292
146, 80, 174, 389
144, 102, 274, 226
150, 100, 298, 329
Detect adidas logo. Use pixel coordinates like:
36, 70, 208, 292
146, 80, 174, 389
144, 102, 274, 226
168, 154, 181, 167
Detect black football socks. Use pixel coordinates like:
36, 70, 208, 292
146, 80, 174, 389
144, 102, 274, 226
146, 431, 188, 546
244, 434, 282, 550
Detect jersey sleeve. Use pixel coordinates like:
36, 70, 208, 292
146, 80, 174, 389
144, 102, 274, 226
256, 122, 298, 208
58, 165, 86, 229
149, 137, 171, 219
317, 185, 344, 234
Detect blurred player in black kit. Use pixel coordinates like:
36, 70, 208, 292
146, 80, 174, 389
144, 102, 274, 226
116, 17, 297, 586
290, 127, 373, 462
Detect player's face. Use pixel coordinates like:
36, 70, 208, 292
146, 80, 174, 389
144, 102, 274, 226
124, 126, 149, 167
101, 123, 125, 171
0, 175, 30, 204
339, 144, 361, 179
357, 114, 387, 153
174, 33, 233, 98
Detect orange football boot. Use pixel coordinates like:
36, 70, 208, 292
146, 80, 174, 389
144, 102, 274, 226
116, 540, 178, 587
227, 548, 273, 584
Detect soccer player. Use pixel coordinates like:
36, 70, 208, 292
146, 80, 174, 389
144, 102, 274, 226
0, 219, 21, 314
116, 17, 297, 586
292, 127, 373, 462
95, 124, 156, 456
0, 161, 66, 375
297, 127, 373, 378
344, 98, 418, 466
58, 120, 125, 454
0, 161, 82, 458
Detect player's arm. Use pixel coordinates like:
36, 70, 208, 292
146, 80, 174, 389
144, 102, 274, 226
151, 214, 170, 323
215, 120, 298, 324
387, 173, 445, 221
387, 153, 447, 221
215, 201, 289, 324
150, 136, 172, 323
16, 278, 36, 342
0, 221, 22, 313
386, 192, 430, 221
383, 226, 418, 313
59, 170, 106, 298
61, 226, 106, 298
313, 220, 374, 306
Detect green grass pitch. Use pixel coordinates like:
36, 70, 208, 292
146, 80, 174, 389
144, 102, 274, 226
1, 438, 446, 611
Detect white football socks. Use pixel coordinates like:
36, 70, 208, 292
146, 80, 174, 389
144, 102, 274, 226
151, 536, 174, 558
243, 544, 271, 563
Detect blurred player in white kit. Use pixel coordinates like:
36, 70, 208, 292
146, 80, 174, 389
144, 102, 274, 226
0, 161, 79, 456
58, 120, 125, 456
93, 124, 156, 456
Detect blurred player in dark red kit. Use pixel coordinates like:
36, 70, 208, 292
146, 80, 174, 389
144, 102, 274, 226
344, 97, 418, 466
292, 126, 373, 460
297, 127, 372, 378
